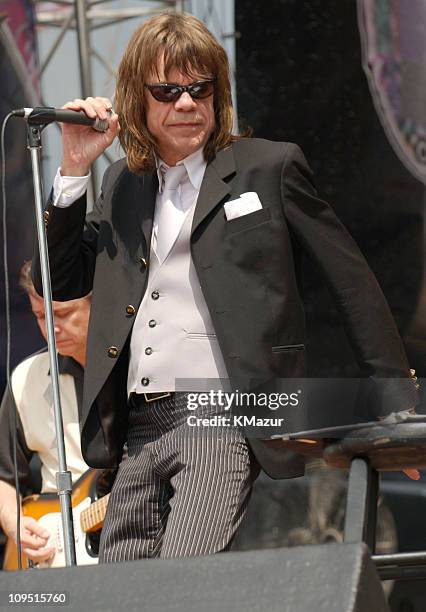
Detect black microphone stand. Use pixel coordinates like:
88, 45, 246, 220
27, 122, 76, 567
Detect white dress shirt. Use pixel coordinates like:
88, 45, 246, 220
52, 170, 91, 207
153, 147, 207, 247
52, 148, 206, 215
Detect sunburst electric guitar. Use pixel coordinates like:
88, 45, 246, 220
3, 469, 110, 570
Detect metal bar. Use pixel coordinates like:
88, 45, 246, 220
38, 12, 74, 76
373, 552, 426, 567
34, 0, 74, 5
34, 20, 68, 28
278, 420, 383, 441
222, 31, 241, 39
91, 47, 116, 78
75, 0, 97, 197
36, 6, 175, 23
89, 15, 159, 31
88, 7, 174, 19
366, 467, 378, 552
37, 17, 143, 31
343, 457, 378, 550
89, 0, 116, 5
75, 0, 93, 96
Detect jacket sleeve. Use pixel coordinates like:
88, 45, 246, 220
31, 164, 115, 301
0, 383, 33, 493
280, 143, 418, 415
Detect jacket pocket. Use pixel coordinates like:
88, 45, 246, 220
272, 344, 305, 353
226, 206, 271, 235
185, 332, 217, 340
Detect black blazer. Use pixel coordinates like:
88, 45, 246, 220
32, 139, 416, 478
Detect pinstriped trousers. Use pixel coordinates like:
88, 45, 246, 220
98, 393, 260, 562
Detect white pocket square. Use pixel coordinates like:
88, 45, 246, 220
224, 192, 263, 221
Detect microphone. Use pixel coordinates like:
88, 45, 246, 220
11, 107, 110, 132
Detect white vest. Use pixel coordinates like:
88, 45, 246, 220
127, 203, 229, 394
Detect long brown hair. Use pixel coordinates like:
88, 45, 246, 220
115, 11, 243, 174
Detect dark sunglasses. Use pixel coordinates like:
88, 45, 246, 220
144, 79, 215, 103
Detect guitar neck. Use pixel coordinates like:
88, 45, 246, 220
80, 493, 110, 533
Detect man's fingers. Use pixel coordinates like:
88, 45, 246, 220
22, 546, 56, 562
84, 97, 109, 120
403, 468, 421, 480
107, 114, 120, 137
89, 96, 114, 118
20, 517, 55, 559
61, 98, 94, 116
98, 96, 113, 108
22, 516, 50, 539
19, 517, 51, 549
20, 525, 49, 547
62, 97, 113, 120
19, 532, 48, 549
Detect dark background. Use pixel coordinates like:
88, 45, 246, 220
235, 0, 425, 379
0, 35, 43, 395
234, 2, 426, 608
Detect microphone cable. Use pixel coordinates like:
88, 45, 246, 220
1, 112, 23, 570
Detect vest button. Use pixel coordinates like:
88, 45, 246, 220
145, 347, 153, 355
141, 377, 150, 386
151, 290, 159, 300
125, 305, 136, 316
138, 257, 147, 271
43, 210, 50, 227
148, 319, 157, 328
107, 346, 119, 358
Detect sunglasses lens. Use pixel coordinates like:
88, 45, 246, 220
149, 85, 181, 102
189, 81, 214, 98
146, 80, 214, 102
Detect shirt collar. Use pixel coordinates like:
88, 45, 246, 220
43, 349, 83, 380
156, 147, 206, 193
57, 354, 84, 380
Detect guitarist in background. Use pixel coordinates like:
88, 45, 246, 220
0, 262, 91, 565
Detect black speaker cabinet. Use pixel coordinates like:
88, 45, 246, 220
0, 542, 388, 611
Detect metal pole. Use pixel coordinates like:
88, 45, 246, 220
343, 457, 378, 551
28, 124, 76, 567
75, 0, 96, 199
75, 0, 93, 95
38, 10, 74, 76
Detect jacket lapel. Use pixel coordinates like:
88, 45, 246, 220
111, 168, 157, 262
191, 145, 236, 234
82, 168, 157, 427
139, 172, 158, 256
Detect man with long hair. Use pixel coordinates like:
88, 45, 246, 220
32, 12, 417, 562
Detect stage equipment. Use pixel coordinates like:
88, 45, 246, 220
1, 542, 389, 612
14, 119, 77, 566
12, 107, 110, 132
276, 417, 426, 581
